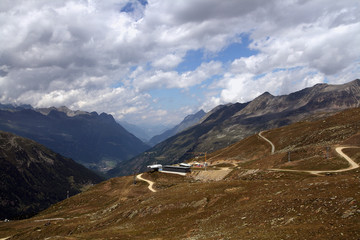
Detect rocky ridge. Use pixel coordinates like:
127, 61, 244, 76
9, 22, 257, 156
0, 131, 103, 219
0, 106, 150, 172
110, 79, 360, 176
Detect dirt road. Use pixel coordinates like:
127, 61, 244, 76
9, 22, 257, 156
258, 132, 359, 175
136, 173, 157, 192
34, 218, 65, 222
307, 146, 359, 175
259, 131, 275, 154
335, 147, 360, 170
270, 147, 359, 175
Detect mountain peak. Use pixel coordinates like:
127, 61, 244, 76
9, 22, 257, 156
254, 91, 274, 100
113, 79, 360, 176
0, 103, 33, 111
260, 91, 273, 97
36, 106, 90, 117
346, 78, 360, 87
184, 109, 206, 121
0, 106, 149, 173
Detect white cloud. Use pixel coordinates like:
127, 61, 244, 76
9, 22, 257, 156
201, 0, 360, 109
152, 54, 183, 70
11, 86, 151, 120
0, 0, 359, 126
206, 67, 326, 107
131, 61, 222, 91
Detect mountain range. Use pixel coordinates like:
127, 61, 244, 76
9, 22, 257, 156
2, 106, 359, 239
0, 106, 149, 172
109, 79, 360, 176
120, 121, 174, 142
0, 131, 103, 219
119, 121, 153, 142
148, 109, 206, 146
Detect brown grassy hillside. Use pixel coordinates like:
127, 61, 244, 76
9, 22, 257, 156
208, 107, 360, 171
1, 108, 360, 239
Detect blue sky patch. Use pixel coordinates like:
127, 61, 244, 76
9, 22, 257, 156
176, 49, 205, 73
214, 35, 258, 63
176, 34, 258, 74
121, 0, 148, 13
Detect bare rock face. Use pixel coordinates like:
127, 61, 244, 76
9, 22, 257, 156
110, 79, 360, 176
37, 106, 89, 117
0, 131, 103, 219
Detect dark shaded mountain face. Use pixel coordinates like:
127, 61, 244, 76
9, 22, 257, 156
0, 103, 33, 111
148, 110, 206, 146
0, 131, 103, 219
0, 107, 150, 172
109, 79, 360, 177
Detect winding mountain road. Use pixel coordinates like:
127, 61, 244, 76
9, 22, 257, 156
334, 147, 360, 171
259, 131, 275, 154
258, 132, 359, 175
136, 173, 157, 192
34, 218, 65, 222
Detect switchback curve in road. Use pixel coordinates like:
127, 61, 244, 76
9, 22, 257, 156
270, 146, 359, 176
259, 131, 275, 154
136, 173, 157, 192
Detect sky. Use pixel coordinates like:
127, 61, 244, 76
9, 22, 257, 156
1, 0, 360, 127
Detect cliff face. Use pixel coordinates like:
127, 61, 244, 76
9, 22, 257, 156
0, 131, 103, 219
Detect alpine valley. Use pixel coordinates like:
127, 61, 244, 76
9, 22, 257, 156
0, 106, 150, 172
109, 79, 360, 176
1, 100, 360, 239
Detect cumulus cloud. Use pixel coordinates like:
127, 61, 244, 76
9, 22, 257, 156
151, 54, 183, 70
131, 61, 222, 91
205, 67, 326, 109
201, 0, 360, 109
0, 0, 359, 126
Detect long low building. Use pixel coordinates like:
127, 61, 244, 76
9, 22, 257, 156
147, 164, 191, 175
161, 165, 191, 175
147, 164, 162, 170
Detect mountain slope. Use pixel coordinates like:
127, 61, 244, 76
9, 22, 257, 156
207, 106, 360, 169
2, 107, 360, 239
109, 103, 248, 176
0, 106, 150, 172
148, 109, 206, 146
0, 131, 103, 219
119, 121, 152, 142
109, 79, 360, 176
